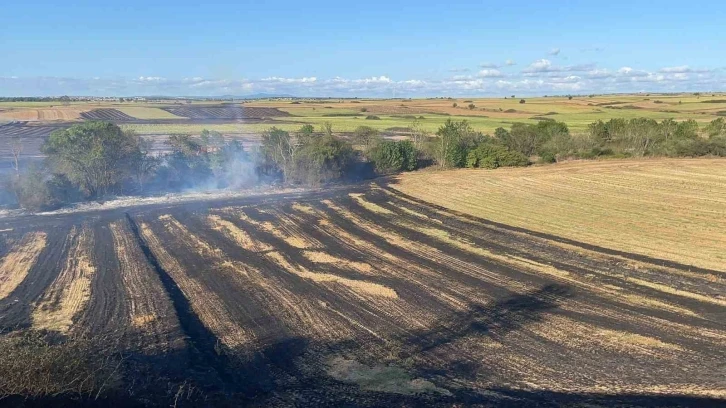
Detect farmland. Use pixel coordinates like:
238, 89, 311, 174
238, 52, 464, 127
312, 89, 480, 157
0, 159, 725, 405
1, 94, 725, 168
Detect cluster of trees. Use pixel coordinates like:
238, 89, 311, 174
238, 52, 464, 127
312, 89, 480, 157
7, 123, 260, 211
584, 117, 726, 158
3, 115, 726, 212
260, 124, 355, 185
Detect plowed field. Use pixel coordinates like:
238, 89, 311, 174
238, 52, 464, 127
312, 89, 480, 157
0, 168, 724, 406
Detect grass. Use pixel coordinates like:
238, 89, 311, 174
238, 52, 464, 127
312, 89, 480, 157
391, 158, 726, 272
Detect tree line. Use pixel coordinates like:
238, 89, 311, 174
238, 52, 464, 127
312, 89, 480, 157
3, 116, 726, 211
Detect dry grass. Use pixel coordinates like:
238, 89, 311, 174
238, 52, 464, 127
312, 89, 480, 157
207, 214, 272, 252
393, 159, 726, 272
266, 251, 397, 299
0, 232, 47, 300
349, 193, 393, 214
32, 227, 95, 332
302, 250, 374, 274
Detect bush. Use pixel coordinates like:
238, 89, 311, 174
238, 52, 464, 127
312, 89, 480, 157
353, 126, 381, 150
365, 115, 381, 120
519, 99, 526, 104
368, 140, 418, 173
13, 167, 80, 211
466, 144, 529, 169
539, 152, 557, 163
468, 104, 476, 110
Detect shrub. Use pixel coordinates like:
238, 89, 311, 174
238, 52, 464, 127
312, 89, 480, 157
452, 102, 458, 108
465, 144, 529, 169
365, 115, 381, 120
360, 107, 368, 112
368, 140, 418, 173
13, 167, 80, 211
353, 126, 381, 150
468, 103, 476, 110
519, 99, 526, 104
539, 152, 557, 163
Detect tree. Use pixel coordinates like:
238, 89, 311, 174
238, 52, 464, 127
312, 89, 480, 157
321, 122, 334, 137
705, 118, 726, 138
519, 99, 526, 104
131, 137, 159, 192
353, 126, 381, 151
408, 119, 428, 149
42, 121, 143, 198
261, 127, 296, 183
59, 95, 71, 106
468, 103, 476, 110
433, 119, 474, 168
568, 95, 573, 100
368, 140, 417, 173
9, 136, 22, 176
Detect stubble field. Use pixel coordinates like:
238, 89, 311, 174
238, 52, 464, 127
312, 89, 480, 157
0, 159, 725, 406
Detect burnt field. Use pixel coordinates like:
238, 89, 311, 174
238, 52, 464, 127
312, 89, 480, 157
80, 108, 138, 122
0, 185, 725, 406
0, 122, 70, 160
161, 105, 291, 120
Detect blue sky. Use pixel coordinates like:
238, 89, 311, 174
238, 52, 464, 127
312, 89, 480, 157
1, 0, 724, 96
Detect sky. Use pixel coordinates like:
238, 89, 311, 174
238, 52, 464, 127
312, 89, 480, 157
1, 0, 725, 97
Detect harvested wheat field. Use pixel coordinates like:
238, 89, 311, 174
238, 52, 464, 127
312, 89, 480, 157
392, 158, 726, 272
0, 107, 87, 121
0, 163, 725, 406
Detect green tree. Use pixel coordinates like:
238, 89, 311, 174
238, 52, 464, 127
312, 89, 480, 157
261, 127, 296, 183
433, 119, 475, 168
42, 121, 143, 197
368, 140, 417, 173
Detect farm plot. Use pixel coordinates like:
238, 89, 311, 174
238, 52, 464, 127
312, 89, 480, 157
80, 108, 138, 121
391, 158, 726, 272
1, 180, 724, 406
0, 122, 68, 159
161, 105, 291, 120
0, 108, 86, 121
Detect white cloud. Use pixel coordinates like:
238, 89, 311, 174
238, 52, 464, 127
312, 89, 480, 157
477, 69, 503, 78
137, 76, 166, 82
505, 59, 516, 66
659, 65, 712, 74
587, 69, 614, 79
448, 68, 470, 73
525, 59, 553, 72
261, 76, 317, 83
548, 48, 561, 56
2, 66, 725, 98
479, 62, 500, 68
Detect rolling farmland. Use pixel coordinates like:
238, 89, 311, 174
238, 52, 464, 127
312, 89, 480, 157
0, 164, 724, 405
